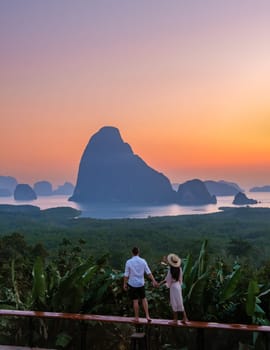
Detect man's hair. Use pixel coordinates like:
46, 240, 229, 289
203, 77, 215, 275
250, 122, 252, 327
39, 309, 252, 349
132, 247, 139, 255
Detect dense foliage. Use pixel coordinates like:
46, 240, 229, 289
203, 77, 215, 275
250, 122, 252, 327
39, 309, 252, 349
1, 205, 270, 269
1, 205, 270, 349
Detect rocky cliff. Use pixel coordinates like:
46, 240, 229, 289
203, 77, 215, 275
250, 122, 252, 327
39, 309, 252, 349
69, 126, 176, 204
232, 192, 257, 205
14, 184, 37, 201
177, 179, 217, 205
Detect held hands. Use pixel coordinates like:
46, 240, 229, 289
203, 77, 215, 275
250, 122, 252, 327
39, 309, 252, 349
157, 280, 165, 288
123, 280, 162, 290
152, 280, 159, 288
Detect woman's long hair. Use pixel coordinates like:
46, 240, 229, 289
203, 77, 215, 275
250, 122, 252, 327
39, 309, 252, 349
170, 266, 180, 281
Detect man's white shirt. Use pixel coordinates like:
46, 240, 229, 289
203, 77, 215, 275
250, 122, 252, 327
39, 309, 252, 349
124, 256, 151, 287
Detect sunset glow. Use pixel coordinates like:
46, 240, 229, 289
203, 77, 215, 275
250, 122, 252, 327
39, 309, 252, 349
1, 1, 270, 190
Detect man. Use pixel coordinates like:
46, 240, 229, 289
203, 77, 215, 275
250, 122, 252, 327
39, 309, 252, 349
123, 247, 157, 322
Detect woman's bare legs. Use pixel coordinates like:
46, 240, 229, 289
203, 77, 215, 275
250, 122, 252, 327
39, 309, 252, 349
181, 310, 189, 323
168, 310, 189, 325
168, 311, 178, 325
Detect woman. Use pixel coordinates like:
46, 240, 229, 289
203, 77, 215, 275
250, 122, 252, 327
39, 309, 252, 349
159, 253, 188, 324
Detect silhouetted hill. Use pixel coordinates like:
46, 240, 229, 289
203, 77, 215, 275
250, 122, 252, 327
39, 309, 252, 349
0, 189, 12, 197
218, 180, 243, 192
53, 182, 74, 195
14, 184, 37, 201
0, 204, 40, 214
0, 205, 80, 227
69, 126, 176, 204
0, 176, 17, 196
34, 181, 53, 196
204, 180, 242, 196
173, 180, 243, 195
232, 192, 257, 205
176, 179, 217, 205
250, 185, 270, 192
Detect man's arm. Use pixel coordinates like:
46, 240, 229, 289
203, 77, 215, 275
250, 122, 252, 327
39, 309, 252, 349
123, 276, 128, 291
147, 273, 158, 287
144, 260, 158, 287
123, 261, 129, 290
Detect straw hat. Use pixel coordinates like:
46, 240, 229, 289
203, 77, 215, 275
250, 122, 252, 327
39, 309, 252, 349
167, 253, 181, 267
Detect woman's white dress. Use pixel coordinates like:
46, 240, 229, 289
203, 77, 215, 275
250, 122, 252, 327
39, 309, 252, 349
165, 268, 184, 312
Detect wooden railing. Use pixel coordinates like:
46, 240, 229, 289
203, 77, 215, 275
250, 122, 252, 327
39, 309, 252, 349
0, 309, 270, 349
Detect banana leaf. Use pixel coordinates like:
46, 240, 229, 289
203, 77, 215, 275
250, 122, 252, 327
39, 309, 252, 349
246, 280, 260, 317
182, 254, 193, 292
219, 264, 241, 302
32, 256, 47, 305
187, 271, 209, 306
51, 259, 98, 312
11, 259, 23, 308
197, 240, 208, 276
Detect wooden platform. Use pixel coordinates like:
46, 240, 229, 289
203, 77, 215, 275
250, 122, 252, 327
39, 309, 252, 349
0, 347, 55, 350
1, 309, 270, 333
1, 309, 269, 350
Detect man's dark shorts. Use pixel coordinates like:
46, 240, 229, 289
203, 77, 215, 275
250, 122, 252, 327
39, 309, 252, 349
128, 284, 146, 300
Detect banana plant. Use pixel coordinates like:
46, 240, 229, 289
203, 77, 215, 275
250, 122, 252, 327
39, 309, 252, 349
29, 254, 114, 348
182, 240, 210, 319
183, 240, 209, 294
207, 262, 243, 322
183, 241, 244, 322
243, 280, 270, 350
246, 279, 270, 324
50, 258, 100, 312
11, 259, 24, 309
29, 253, 112, 313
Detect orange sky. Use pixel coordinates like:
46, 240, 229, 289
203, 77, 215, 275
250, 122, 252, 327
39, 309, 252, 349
1, 1, 270, 190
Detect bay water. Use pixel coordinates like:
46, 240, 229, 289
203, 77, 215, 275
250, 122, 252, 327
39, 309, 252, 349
1, 192, 270, 219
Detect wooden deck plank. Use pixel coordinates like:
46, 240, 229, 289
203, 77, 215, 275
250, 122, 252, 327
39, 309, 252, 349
0, 346, 55, 350
0, 309, 269, 333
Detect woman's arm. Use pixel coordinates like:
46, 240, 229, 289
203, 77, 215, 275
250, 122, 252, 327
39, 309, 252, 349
158, 279, 166, 286
179, 267, 183, 284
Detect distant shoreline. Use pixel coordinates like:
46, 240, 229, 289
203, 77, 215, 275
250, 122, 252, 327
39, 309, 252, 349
1, 202, 270, 221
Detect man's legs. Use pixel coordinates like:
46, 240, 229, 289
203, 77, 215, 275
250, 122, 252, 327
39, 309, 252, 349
133, 299, 139, 321
142, 297, 151, 321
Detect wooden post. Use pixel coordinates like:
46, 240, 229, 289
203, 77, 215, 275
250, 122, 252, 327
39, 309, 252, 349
80, 320, 88, 350
196, 328, 204, 350
130, 332, 147, 350
28, 318, 33, 348
264, 332, 269, 350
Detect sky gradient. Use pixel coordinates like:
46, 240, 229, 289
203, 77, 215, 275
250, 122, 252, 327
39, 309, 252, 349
1, 1, 270, 190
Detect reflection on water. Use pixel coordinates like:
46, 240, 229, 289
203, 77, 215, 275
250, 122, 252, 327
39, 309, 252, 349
0, 192, 270, 219
78, 202, 218, 219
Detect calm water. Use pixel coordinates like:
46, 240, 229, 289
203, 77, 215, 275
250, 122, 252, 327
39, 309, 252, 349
1, 192, 270, 219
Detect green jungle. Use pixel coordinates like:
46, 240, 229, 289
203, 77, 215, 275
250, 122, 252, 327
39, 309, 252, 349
0, 204, 270, 350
